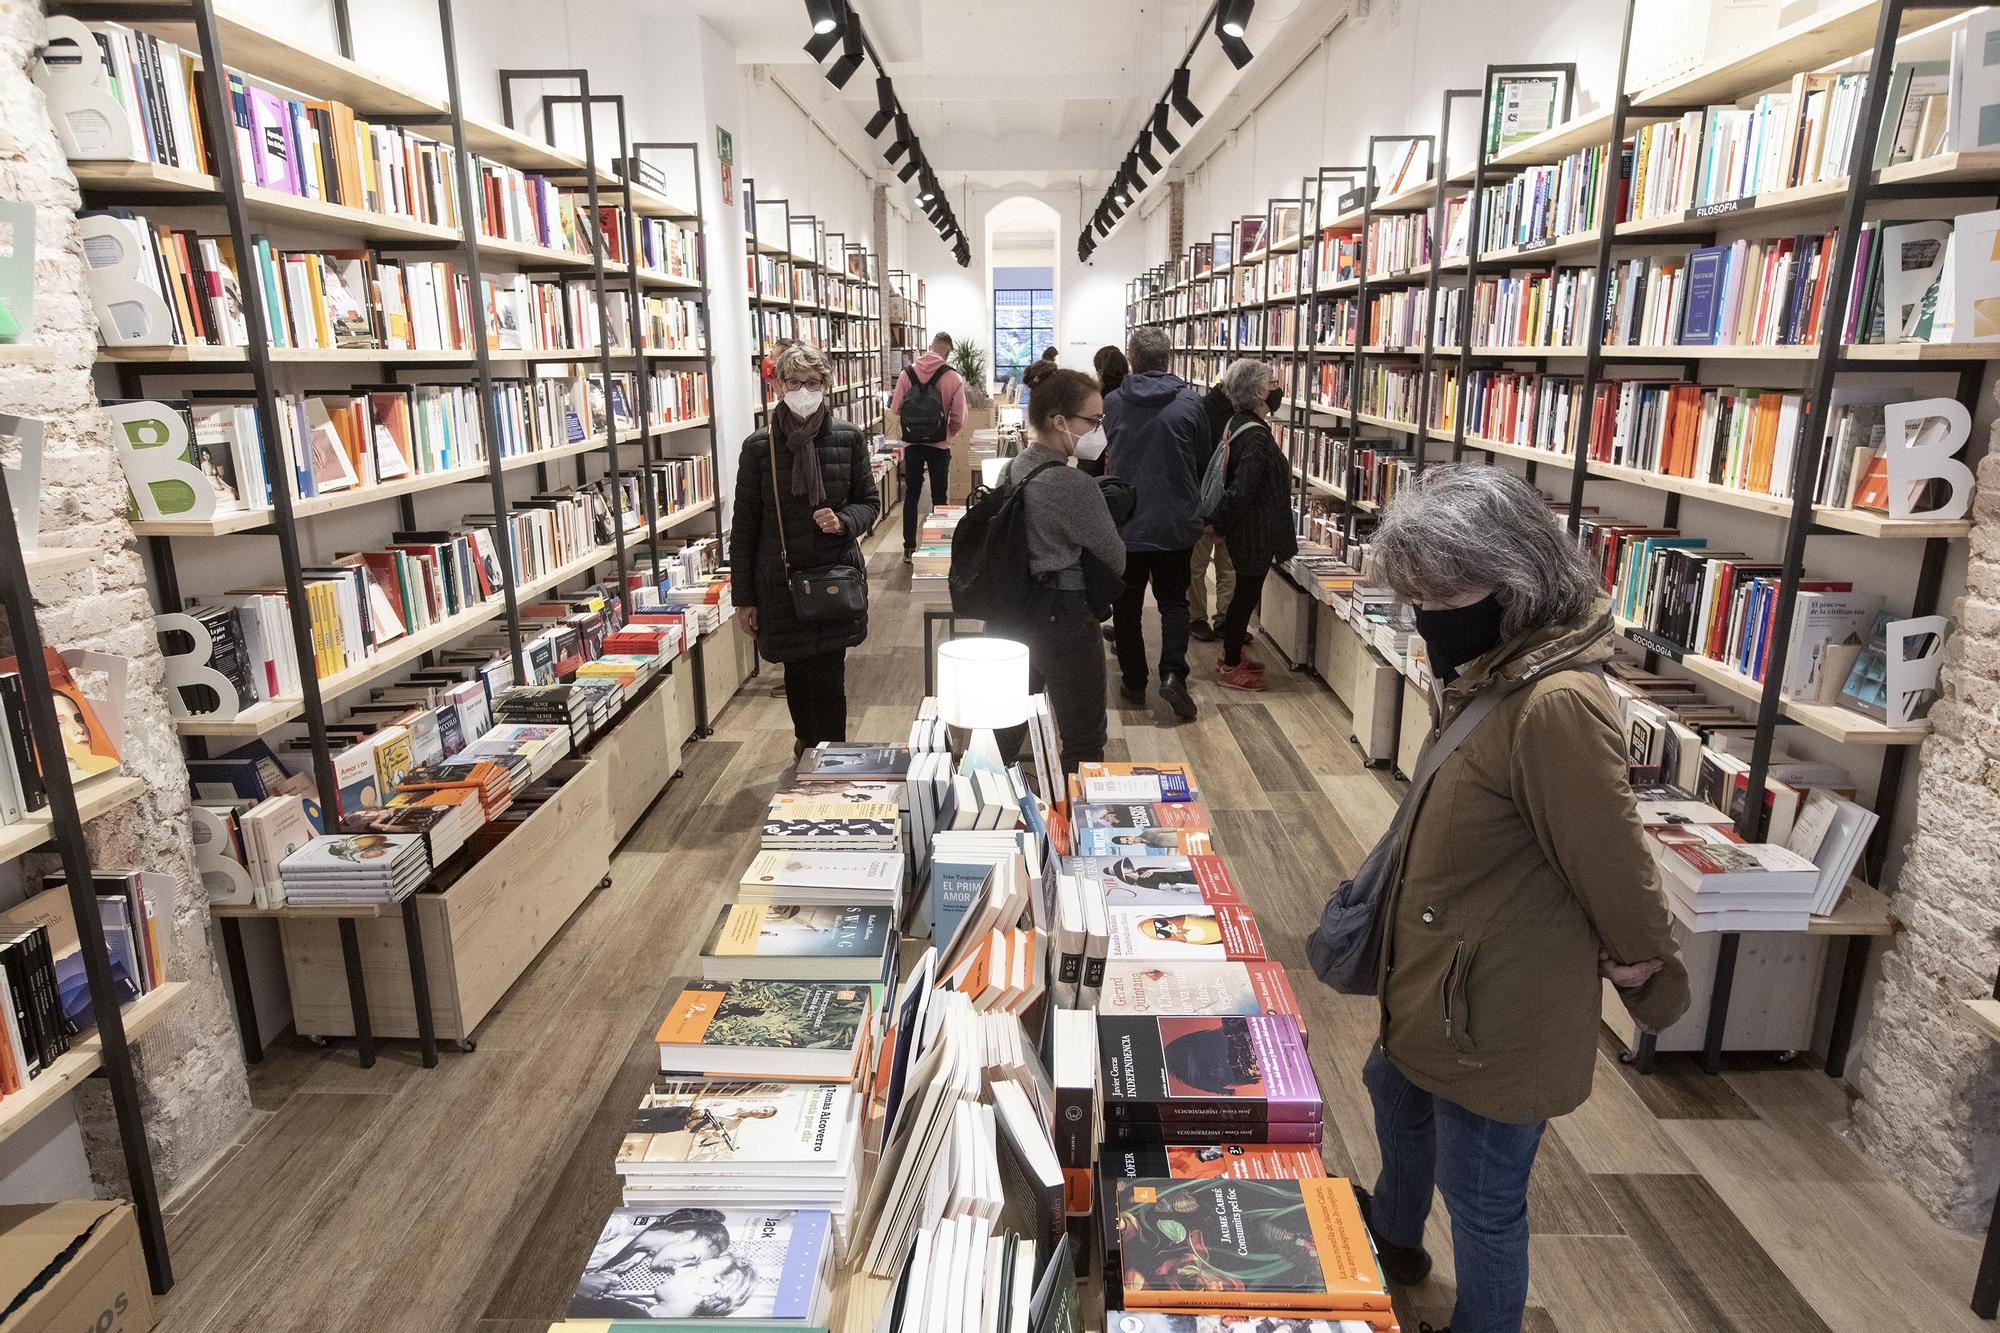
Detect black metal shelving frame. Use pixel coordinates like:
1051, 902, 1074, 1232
67, 0, 723, 1073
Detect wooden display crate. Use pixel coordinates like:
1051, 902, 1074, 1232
700, 617, 757, 727
1260, 572, 1313, 667
1396, 675, 1429, 777
271, 663, 702, 1044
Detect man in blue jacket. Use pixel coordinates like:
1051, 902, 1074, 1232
1103, 327, 1205, 720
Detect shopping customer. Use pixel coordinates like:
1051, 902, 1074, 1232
731, 343, 881, 757
1205, 359, 1296, 690
989, 369, 1126, 773
1104, 326, 1206, 719
1187, 373, 1237, 642
889, 332, 967, 561
1326, 464, 1688, 1333
1082, 345, 1129, 479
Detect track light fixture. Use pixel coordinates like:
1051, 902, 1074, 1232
865, 77, 895, 137
1218, 0, 1253, 38
804, 0, 844, 60
885, 112, 910, 162
805, 0, 840, 35
897, 155, 920, 183
1152, 102, 1180, 153
1171, 67, 1203, 125
826, 23, 865, 87
1136, 130, 1161, 174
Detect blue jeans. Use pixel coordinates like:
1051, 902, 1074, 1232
1364, 1044, 1546, 1333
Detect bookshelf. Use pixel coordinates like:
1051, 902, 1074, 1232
1130, 0, 1988, 1081
742, 182, 883, 435
888, 268, 928, 376
65, 0, 730, 1071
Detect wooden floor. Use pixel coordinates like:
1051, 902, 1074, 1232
153, 520, 1990, 1333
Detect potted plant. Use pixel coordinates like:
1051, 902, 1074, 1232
952, 338, 992, 408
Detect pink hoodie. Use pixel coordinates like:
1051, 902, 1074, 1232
890, 351, 967, 447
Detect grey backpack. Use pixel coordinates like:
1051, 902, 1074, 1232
1306, 683, 1508, 995
1197, 418, 1255, 523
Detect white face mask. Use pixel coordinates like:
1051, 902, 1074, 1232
1072, 426, 1108, 461
784, 387, 825, 417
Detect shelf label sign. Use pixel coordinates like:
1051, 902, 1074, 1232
1689, 197, 1751, 220
1881, 397, 1974, 522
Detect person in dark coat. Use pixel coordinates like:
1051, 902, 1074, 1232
731, 343, 881, 754
1206, 358, 1298, 691
1104, 326, 1208, 721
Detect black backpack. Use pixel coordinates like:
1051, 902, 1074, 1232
949, 461, 1063, 621
899, 364, 949, 444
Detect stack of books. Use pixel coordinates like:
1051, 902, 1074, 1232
1099, 1014, 1322, 1147
910, 505, 964, 583
698, 902, 897, 985
1070, 800, 1214, 857
762, 789, 903, 855
1640, 801, 1822, 932
277, 832, 431, 905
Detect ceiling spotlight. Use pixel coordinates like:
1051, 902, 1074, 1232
1216, 24, 1253, 69
898, 155, 920, 183
1152, 103, 1180, 153
1218, 0, 1254, 37
1171, 67, 1203, 125
1136, 131, 1161, 173
865, 77, 895, 137
885, 114, 910, 162
804, 0, 845, 59
805, 0, 839, 34
1106, 195, 1124, 221
826, 22, 864, 88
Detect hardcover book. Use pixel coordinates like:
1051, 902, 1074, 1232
568, 1206, 833, 1323
1098, 1015, 1321, 1126
698, 904, 894, 982
655, 979, 872, 1081
1104, 904, 1267, 963
1115, 1177, 1388, 1317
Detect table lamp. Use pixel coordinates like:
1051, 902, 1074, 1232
936, 637, 1029, 770
980, 457, 1007, 489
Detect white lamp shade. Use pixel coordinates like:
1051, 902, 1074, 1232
936, 637, 1030, 730
980, 457, 1008, 488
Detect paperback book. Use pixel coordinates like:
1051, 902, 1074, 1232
1104, 904, 1267, 963
1099, 1014, 1321, 1139
1064, 855, 1241, 910
568, 1205, 833, 1324
698, 904, 895, 983
655, 979, 874, 1082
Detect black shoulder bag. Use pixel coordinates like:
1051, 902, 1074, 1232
769, 434, 868, 624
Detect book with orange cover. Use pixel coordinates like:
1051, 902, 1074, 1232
1116, 1176, 1390, 1317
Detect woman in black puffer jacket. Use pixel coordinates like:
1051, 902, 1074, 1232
731, 343, 881, 753
1207, 357, 1298, 691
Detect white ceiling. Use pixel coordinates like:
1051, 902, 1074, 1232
664, 0, 1343, 189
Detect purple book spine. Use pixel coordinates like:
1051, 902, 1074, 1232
1251, 1015, 1322, 1121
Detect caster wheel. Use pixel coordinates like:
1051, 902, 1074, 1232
308, 1035, 331, 1048
597, 875, 613, 891
673, 769, 685, 780
457, 1038, 478, 1053
1776, 1049, 1800, 1063
1392, 769, 1407, 782
1618, 1049, 1636, 1065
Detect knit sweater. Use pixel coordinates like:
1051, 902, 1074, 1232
1003, 442, 1127, 590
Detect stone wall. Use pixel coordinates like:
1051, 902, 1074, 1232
1851, 437, 2000, 1230
0, 4, 251, 1195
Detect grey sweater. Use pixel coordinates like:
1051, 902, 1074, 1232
1003, 442, 1127, 590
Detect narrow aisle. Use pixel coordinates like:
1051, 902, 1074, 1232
149, 515, 1988, 1333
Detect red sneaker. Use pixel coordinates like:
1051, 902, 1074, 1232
1218, 662, 1267, 691
1218, 653, 1266, 675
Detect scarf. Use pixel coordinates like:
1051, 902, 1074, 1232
776, 402, 829, 508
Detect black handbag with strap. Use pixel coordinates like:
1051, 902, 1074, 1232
769, 433, 867, 625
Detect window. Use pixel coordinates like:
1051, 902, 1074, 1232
994, 288, 1054, 384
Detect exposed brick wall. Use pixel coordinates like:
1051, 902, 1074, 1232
873, 184, 891, 391
1168, 180, 1185, 265
1, 4, 250, 1195
1850, 436, 2000, 1230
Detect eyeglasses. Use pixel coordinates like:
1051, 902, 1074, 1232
1067, 413, 1105, 428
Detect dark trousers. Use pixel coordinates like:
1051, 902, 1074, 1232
782, 649, 848, 746
1220, 544, 1274, 665
995, 587, 1107, 775
1113, 547, 1193, 688
902, 446, 949, 551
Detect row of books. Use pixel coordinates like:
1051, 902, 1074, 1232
0, 650, 124, 828
1443, 142, 1605, 257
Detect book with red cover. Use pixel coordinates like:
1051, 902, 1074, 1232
1104, 903, 1266, 963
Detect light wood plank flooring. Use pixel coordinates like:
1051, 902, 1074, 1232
153, 520, 1988, 1333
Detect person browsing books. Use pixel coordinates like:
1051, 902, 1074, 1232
1314, 465, 1688, 1333
889, 332, 967, 561
1205, 358, 1298, 691
732, 343, 881, 757
1105, 326, 1208, 721
988, 368, 1127, 774
1081, 345, 1129, 478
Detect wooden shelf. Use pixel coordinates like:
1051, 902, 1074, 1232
98, 345, 480, 365
1585, 458, 1970, 538
1456, 433, 1580, 470
1612, 614, 1929, 745
69, 158, 216, 194
174, 501, 715, 737
1965, 997, 2000, 1044
477, 234, 593, 269
633, 268, 702, 292
0, 983, 187, 1148
22, 547, 96, 579
0, 771, 146, 865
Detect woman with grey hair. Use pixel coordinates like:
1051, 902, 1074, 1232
1204, 358, 1295, 689
1321, 464, 1688, 1333
731, 342, 880, 755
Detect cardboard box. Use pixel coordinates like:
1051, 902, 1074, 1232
0, 1200, 154, 1332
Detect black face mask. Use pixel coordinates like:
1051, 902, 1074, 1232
1264, 386, 1284, 414
1414, 593, 1506, 684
